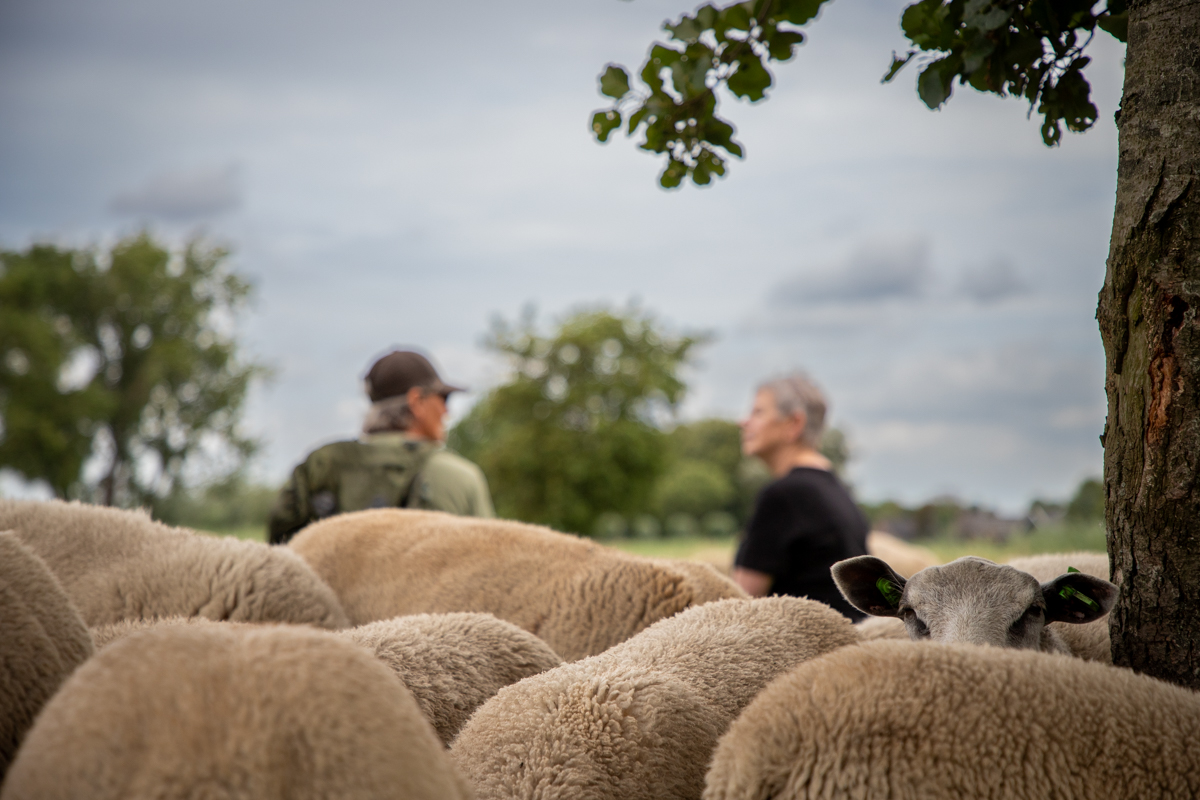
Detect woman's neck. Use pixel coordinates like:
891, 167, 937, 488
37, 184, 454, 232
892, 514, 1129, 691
764, 444, 832, 477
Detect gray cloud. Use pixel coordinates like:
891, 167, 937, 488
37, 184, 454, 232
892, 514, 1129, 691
959, 258, 1029, 304
774, 238, 931, 306
0, 0, 1124, 511
110, 164, 241, 220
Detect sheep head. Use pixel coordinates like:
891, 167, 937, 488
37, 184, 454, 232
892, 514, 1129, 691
831, 555, 1117, 652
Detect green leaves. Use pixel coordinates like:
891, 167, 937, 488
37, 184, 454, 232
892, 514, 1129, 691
591, 110, 623, 142
917, 56, 958, 108
596, 0, 1124, 186
599, 65, 631, 99
590, 0, 832, 188
888, 0, 1120, 146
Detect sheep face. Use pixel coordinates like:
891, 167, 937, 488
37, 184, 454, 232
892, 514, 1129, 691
831, 555, 1117, 653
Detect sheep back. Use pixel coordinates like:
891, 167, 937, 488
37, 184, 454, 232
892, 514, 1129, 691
89, 612, 561, 746
866, 530, 940, 577
1007, 551, 1113, 661
0, 624, 474, 800
451, 597, 858, 800
0, 532, 93, 779
343, 613, 562, 744
853, 615, 908, 641
704, 640, 1200, 800
0, 499, 348, 629
89, 615, 255, 650
289, 509, 728, 659
652, 559, 748, 600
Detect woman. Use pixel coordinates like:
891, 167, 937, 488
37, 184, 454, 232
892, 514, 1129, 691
732, 373, 868, 620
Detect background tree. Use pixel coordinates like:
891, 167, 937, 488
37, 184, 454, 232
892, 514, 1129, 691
653, 418, 850, 531
596, 0, 1198, 687
449, 307, 704, 535
0, 233, 266, 506
0, 246, 107, 496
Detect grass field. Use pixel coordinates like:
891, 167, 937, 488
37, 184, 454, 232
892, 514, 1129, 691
606, 520, 1107, 568
201, 519, 1107, 570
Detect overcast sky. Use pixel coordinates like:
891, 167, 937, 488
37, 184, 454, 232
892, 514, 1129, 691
0, 0, 1127, 512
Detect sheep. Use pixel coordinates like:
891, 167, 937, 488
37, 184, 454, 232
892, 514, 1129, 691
831, 553, 1117, 656
343, 613, 563, 745
88, 612, 562, 745
288, 508, 746, 660
865, 530, 940, 577
1, 624, 475, 800
88, 615, 253, 650
853, 614, 908, 641
0, 532, 93, 780
0, 499, 349, 629
1006, 551, 1113, 661
703, 640, 1200, 800
450, 596, 859, 800
652, 558, 748, 600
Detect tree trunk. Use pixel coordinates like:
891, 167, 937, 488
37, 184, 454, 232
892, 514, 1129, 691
1098, 0, 1200, 688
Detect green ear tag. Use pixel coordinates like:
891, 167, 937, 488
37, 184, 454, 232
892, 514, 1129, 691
876, 577, 902, 608
1058, 584, 1100, 610
1067, 566, 1080, 573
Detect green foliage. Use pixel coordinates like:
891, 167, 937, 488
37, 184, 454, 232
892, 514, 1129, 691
448, 306, 705, 535
649, 418, 850, 534
656, 418, 761, 529
888, 0, 1125, 145
654, 458, 736, 518
0, 233, 267, 505
597, 0, 1126, 185
151, 474, 276, 534
0, 247, 107, 495
1066, 476, 1104, 520
591, 0, 833, 188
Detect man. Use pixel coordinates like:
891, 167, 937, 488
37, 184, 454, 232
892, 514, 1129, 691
732, 372, 869, 620
267, 350, 494, 544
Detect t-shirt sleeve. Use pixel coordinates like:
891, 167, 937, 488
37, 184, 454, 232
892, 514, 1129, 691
734, 484, 794, 577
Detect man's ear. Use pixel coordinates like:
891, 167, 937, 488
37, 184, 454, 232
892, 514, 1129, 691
1042, 572, 1118, 624
831, 556, 907, 617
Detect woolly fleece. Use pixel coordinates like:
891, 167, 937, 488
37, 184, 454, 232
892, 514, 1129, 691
451, 596, 858, 800
1006, 552, 1113, 661
1, 625, 474, 800
88, 615, 252, 650
344, 613, 562, 744
704, 640, 1200, 800
853, 614, 908, 641
0, 532, 93, 779
0, 499, 348, 629
289, 508, 744, 660
89, 612, 561, 745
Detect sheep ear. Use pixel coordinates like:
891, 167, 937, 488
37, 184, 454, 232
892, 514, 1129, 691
1042, 572, 1118, 624
831, 556, 907, 617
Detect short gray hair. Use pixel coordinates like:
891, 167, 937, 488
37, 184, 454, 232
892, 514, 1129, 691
758, 372, 827, 447
362, 394, 414, 434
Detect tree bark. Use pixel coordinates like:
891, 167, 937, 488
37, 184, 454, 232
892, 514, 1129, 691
1098, 0, 1200, 688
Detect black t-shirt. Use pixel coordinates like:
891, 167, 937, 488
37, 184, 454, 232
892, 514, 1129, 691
734, 467, 869, 620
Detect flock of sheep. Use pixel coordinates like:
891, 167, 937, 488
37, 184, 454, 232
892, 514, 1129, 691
1, 498, 1198, 799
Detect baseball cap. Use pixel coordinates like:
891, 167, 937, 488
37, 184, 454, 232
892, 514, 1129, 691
364, 350, 464, 402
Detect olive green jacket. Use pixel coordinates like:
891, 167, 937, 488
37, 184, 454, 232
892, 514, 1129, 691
267, 433, 493, 544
